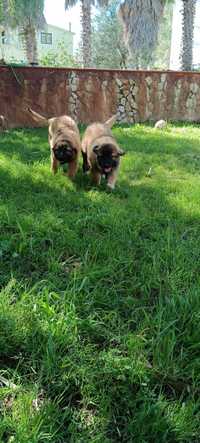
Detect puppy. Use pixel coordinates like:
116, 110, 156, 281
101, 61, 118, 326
0, 115, 8, 131
82, 115, 125, 190
28, 108, 81, 178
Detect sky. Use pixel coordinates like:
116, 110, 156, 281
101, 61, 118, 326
44, 0, 81, 49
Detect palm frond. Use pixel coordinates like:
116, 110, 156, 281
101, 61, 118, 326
119, 0, 165, 65
95, 0, 109, 6
65, 0, 109, 10
64, 0, 78, 10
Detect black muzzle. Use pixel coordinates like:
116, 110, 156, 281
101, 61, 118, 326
54, 145, 74, 164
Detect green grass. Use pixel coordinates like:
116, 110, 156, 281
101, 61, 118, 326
0, 123, 200, 442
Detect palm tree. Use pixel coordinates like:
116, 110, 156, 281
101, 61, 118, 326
180, 0, 197, 71
118, 0, 170, 68
1, 0, 45, 64
0, 1, 4, 21
65, 0, 109, 67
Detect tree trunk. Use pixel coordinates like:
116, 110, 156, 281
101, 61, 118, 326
80, 0, 92, 67
180, 0, 196, 71
21, 23, 38, 65
118, 0, 165, 68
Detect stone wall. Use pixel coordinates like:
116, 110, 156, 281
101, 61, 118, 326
0, 66, 200, 127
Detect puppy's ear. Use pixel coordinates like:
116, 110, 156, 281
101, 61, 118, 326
93, 145, 100, 154
118, 149, 125, 156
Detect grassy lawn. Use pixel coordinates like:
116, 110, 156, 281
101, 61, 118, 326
0, 123, 200, 442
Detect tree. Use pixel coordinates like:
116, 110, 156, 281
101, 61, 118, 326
91, 0, 172, 70
180, 0, 197, 71
0, 1, 9, 26
118, 0, 172, 68
65, 0, 109, 67
152, 2, 173, 69
0, 1, 2, 21
40, 41, 79, 67
0, 0, 45, 64
91, 0, 128, 69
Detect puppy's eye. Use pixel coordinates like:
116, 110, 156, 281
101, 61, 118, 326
93, 145, 99, 154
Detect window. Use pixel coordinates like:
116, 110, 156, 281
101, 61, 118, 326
41, 32, 52, 45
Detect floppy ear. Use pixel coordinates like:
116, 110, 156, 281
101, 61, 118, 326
93, 145, 100, 154
118, 149, 125, 156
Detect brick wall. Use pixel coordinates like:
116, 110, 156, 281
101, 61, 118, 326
0, 66, 200, 127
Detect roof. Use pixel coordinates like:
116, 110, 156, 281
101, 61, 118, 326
45, 23, 75, 36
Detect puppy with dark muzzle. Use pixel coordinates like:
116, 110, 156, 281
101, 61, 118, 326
27, 108, 81, 178
82, 115, 125, 190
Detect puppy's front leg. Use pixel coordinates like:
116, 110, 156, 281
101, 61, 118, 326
82, 151, 91, 173
92, 169, 101, 186
51, 152, 58, 174
107, 168, 118, 190
67, 159, 78, 179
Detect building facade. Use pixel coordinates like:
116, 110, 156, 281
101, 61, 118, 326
0, 23, 74, 64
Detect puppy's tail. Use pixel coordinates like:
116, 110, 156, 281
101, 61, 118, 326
27, 108, 49, 127
105, 114, 117, 129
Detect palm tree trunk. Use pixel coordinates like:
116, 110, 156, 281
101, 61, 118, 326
21, 24, 38, 65
119, 0, 165, 68
180, 0, 196, 71
80, 0, 92, 67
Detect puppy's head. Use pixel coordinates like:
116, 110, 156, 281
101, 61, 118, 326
53, 140, 76, 164
93, 143, 125, 174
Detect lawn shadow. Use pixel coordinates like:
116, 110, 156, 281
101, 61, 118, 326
1, 126, 200, 441
0, 128, 49, 164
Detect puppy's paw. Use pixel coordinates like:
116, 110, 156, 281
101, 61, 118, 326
83, 165, 91, 174
107, 183, 115, 191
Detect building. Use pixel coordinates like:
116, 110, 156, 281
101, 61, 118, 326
0, 23, 75, 64
170, 0, 200, 70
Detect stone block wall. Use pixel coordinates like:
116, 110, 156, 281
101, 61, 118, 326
0, 66, 200, 127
